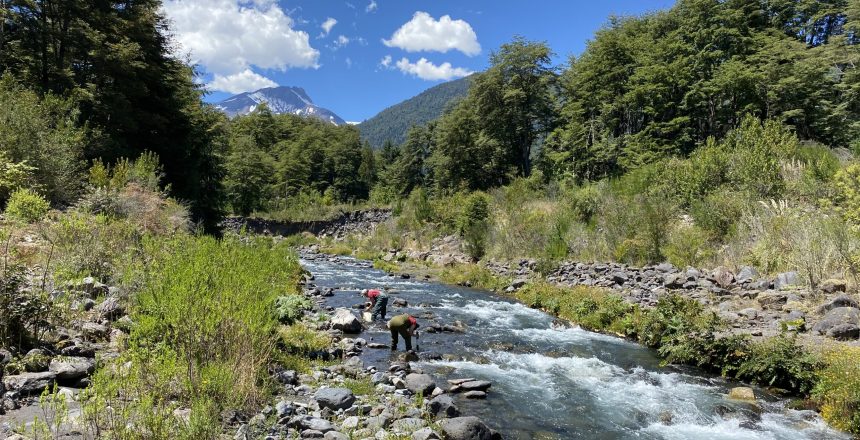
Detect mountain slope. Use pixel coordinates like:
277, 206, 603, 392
215, 86, 345, 125
359, 76, 472, 148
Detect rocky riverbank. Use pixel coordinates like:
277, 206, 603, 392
222, 209, 391, 239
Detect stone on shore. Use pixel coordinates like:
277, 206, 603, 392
330, 308, 362, 333
405, 373, 437, 396
441, 417, 496, 440
314, 387, 356, 411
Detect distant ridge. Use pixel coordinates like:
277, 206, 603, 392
215, 86, 345, 125
358, 76, 473, 148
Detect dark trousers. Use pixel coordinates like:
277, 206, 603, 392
371, 296, 388, 321
390, 326, 412, 351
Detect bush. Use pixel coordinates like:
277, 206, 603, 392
814, 346, 860, 434
834, 163, 860, 224
0, 261, 56, 350
690, 188, 748, 240
725, 116, 796, 199
47, 213, 140, 282
736, 334, 821, 394
663, 225, 714, 268
275, 295, 313, 325
458, 192, 491, 261
5, 188, 50, 223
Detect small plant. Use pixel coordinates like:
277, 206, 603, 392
5, 188, 50, 223
274, 295, 313, 325
814, 346, 860, 434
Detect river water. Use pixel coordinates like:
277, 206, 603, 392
301, 255, 847, 440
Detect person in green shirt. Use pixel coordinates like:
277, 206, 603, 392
388, 314, 419, 351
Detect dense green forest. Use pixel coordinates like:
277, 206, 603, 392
358, 76, 472, 148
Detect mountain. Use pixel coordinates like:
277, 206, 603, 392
359, 76, 472, 148
215, 86, 345, 125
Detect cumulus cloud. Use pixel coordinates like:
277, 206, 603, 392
366, 0, 377, 12
384, 12, 480, 56
335, 35, 350, 47
162, 0, 319, 93
395, 57, 473, 81
320, 17, 337, 36
209, 69, 279, 94
379, 55, 393, 68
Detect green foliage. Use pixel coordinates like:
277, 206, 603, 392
5, 188, 50, 223
0, 75, 85, 204
663, 225, 714, 269
834, 163, 860, 224
459, 192, 491, 261
438, 264, 509, 292
736, 334, 821, 394
690, 188, 748, 240
278, 323, 331, 355
275, 295, 313, 325
0, 260, 55, 350
359, 77, 471, 148
814, 346, 860, 434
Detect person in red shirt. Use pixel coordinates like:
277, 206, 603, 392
362, 288, 388, 321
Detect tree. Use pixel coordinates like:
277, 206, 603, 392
224, 136, 274, 216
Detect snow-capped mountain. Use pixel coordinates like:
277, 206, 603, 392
214, 86, 345, 125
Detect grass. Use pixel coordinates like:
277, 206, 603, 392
438, 263, 510, 291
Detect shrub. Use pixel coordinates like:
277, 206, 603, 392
0, 261, 56, 350
275, 295, 313, 325
736, 333, 821, 394
278, 323, 331, 355
690, 188, 748, 240
458, 192, 491, 261
439, 264, 509, 291
5, 188, 50, 223
834, 163, 860, 224
814, 346, 860, 434
47, 212, 140, 282
725, 116, 796, 199
0, 151, 36, 203
663, 225, 714, 268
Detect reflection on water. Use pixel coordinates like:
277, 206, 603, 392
302, 256, 846, 440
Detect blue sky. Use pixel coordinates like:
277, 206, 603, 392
163, 0, 675, 122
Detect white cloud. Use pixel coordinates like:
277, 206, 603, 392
380, 55, 392, 68
346, 57, 353, 68
209, 69, 278, 94
366, 0, 377, 12
162, 0, 319, 85
336, 35, 350, 47
320, 17, 337, 36
384, 12, 480, 56
395, 57, 473, 81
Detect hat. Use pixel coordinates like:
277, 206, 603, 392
360, 289, 368, 295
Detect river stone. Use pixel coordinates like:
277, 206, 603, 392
323, 432, 349, 440
463, 391, 487, 399
314, 387, 355, 411
457, 380, 491, 392
341, 416, 361, 430
663, 273, 685, 289
774, 272, 800, 290
817, 295, 859, 313
3, 372, 57, 395
710, 266, 735, 289
49, 356, 95, 381
756, 291, 788, 309
813, 307, 860, 335
82, 322, 109, 339
330, 308, 362, 333
429, 395, 460, 418
301, 429, 324, 438
276, 400, 294, 418
405, 373, 436, 396
441, 417, 495, 440
820, 279, 848, 294
728, 387, 756, 402
736, 266, 759, 284
371, 372, 388, 384
291, 416, 335, 433
412, 428, 442, 440
391, 418, 425, 433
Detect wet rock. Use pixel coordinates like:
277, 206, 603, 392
447, 378, 476, 386
817, 295, 859, 313
49, 356, 95, 381
393, 298, 408, 307
820, 279, 848, 294
728, 387, 756, 402
774, 272, 800, 290
441, 417, 495, 440
463, 391, 487, 399
2, 372, 56, 395
813, 307, 860, 336
457, 381, 491, 392
429, 395, 460, 418
314, 388, 356, 411
367, 342, 389, 349
330, 308, 362, 334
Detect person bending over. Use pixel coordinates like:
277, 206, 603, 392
388, 314, 419, 351
362, 288, 388, 321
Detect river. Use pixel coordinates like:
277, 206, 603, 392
301, 255, 847, 440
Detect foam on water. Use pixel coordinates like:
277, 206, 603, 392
435, 299, 550, 328
512, 326, 636, 346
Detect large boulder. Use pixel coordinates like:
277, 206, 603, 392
96, 296, 125, 321
2, 372, 57, 395
49, 357, 95, 381
330, 308, 362, 334
820, 279, 848, 294
817, 295, 859, 313
440, 417, 495, 440
756, 291, 788, 309
736, 266, 759, 284
314, 387, 356, 411
774, 272, 800, 290
429, 394, 460, 418
727, 387, 756, 403
813, 307, 860, 336
827, 324, 860, 340
405, 373, 437, 396
457, 381, 491, 392
710, 266, 735, 289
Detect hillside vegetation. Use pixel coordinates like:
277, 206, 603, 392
358, 76, 472, 148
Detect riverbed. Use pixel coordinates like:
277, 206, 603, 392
301, 254, 847, 440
